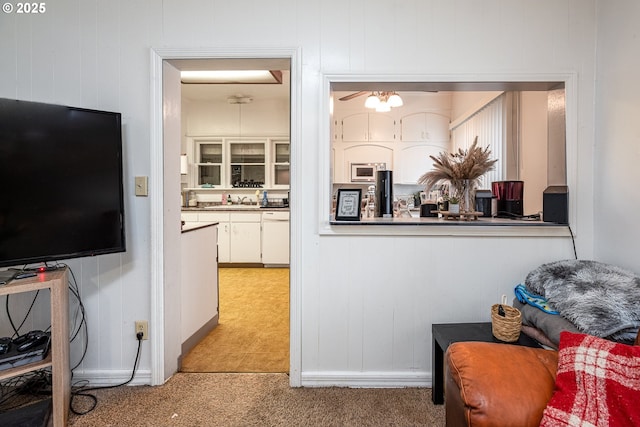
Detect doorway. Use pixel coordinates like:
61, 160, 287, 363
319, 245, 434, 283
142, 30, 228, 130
150, 47, 301, 386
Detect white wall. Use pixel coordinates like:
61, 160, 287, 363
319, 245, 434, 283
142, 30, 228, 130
594, 0, 640, 271
184, 98, 290, 137
0, 0, 605, 386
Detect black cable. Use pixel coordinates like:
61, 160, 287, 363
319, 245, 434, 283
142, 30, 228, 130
69, 333, 143, 416
5, 289, 42, 339
568, 224, 578, 259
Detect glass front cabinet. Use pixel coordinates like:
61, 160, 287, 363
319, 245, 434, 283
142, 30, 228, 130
229, 140, 266, 187
195, 139, 223, 186
187, 137, 289, 190
272, 139, 290, 187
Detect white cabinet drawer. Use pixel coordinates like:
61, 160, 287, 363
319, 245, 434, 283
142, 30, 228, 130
198, 212, 230, 222
181, 212, 199, 222
230, 212, 262, 222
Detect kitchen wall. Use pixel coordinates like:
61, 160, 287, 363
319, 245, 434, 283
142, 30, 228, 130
2, 0, 637, 387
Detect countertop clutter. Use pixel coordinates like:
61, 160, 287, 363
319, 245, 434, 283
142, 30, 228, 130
182, 205, 289, 212
331, 215, 563, 226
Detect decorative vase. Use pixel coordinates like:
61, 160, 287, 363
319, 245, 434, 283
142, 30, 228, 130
459, 179, 476, 214
449, 203, 460, 214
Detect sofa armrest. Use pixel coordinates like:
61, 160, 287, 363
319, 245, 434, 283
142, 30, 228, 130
446, 342, 558, 427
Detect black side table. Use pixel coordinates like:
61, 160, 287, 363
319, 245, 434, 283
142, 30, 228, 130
431, 322, 541, 404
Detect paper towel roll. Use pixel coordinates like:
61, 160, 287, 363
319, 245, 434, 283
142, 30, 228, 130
180, 154, 188, 174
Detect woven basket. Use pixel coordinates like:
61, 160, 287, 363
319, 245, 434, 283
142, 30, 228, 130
491, 295, 522, 342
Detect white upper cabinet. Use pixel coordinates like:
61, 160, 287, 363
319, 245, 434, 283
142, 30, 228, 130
340, 113, 396, 142
396, 144, 444, 184
400, 112, 450, 143
186, 137, 288, 189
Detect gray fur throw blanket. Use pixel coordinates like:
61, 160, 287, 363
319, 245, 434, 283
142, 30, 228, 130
525, 260, 640, 342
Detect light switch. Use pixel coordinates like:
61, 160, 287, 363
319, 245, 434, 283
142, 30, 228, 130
135, 176, 148, 196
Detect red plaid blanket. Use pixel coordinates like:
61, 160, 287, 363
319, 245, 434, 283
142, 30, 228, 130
540, 332, 640, 426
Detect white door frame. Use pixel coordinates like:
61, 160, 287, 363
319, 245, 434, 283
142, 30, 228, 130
149, 47, 302, 386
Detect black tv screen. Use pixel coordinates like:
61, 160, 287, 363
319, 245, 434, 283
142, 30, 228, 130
0, 98, 126, 268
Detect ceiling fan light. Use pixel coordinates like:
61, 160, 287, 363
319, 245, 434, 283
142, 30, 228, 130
388, 93, 403, 107
365, 93, 380, 108
376, 101, 391, 112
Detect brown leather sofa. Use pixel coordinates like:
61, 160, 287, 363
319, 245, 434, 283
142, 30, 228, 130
444, 330, 640, 427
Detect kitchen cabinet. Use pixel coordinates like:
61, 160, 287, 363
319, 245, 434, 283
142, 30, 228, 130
262, 211, 290, 265
229, 212, 262, 263
272, 139, 290, 187
181, 223, 218, 354
339, 113, 396, 142
183, 209, 289, 264
193, 138, 224, 187
333, 143, 394, 183
185, 136, 288, 190
229, 139, 266, 187
396, 144, 445, 184
400, 112, 450, 142
195, 212, 230, 262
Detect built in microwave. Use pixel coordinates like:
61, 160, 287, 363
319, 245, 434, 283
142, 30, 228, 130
350, 163, 386, 182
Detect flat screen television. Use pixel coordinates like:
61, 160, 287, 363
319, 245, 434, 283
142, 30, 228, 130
0, 98, 126, 268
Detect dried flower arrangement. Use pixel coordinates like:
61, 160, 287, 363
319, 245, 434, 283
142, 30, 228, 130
417, 136, 498, 194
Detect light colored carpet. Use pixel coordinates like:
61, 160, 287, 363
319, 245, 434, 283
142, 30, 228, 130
68, 373, 445, 426
181, 268, 289, 373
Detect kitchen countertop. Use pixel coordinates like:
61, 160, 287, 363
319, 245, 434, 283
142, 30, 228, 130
182, 206, 289, 212
331, 216, 566, 226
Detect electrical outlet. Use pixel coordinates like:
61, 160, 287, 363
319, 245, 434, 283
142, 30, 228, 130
135, 320, 149, 340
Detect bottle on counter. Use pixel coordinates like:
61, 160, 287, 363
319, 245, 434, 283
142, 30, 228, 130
227, 194, 233, 205
188, 191, 197, 207
221, 192, 227, 205
261, 190, 269, 207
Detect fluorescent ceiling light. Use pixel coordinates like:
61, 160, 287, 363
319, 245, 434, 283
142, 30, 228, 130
180, 70, 282, 84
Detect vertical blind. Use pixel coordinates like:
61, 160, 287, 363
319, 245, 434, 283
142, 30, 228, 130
450, 95, 505, 190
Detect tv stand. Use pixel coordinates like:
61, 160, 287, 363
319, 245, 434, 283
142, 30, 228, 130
0, 269, 70, 426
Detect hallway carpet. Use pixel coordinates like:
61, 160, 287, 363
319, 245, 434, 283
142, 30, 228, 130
180, 268, 289, 373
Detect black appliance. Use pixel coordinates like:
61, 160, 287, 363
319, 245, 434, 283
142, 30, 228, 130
474, 189, 494, 217
0, 98, 126, 268
375, 170, 393, 218
420, 203, 438, 217
543, 185, 569, 224
492, 181, 524, 218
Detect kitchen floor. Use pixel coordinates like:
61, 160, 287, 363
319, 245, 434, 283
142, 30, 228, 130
180, 267, 289, 373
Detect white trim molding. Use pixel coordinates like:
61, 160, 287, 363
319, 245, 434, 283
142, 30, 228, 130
301, 371, 431, 388
150, 46, 302, 387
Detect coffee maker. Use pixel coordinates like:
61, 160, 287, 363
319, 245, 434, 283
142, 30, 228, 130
492, 181, 524, 218
375, 170, 393, 218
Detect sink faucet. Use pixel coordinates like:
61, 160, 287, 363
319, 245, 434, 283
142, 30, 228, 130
237, 196, 248, 205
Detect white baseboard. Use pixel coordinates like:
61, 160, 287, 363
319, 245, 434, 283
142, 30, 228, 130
71, 369, 152, 387
72, 370, 430, 389
300, 371, 432, 388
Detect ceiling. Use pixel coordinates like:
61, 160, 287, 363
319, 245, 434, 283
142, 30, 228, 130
169, 57, 564, 103
168, 58, 291, 102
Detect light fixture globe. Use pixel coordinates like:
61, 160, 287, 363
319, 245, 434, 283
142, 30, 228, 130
375, 101, 391, 112
387, 93, 403, 107
364, 93, 380, 109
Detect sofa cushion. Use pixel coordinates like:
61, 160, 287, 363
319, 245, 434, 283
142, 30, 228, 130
446, 342, 558, 427
540, 331, 640, 427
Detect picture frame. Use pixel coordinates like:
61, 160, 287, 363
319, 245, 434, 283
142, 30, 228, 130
335, 189, 362, 221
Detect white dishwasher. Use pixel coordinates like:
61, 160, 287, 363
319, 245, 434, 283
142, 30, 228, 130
261, 211, 290, 266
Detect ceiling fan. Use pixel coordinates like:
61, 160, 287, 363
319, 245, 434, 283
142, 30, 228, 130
338, 91, 404, 112
338, 91, 370, 101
